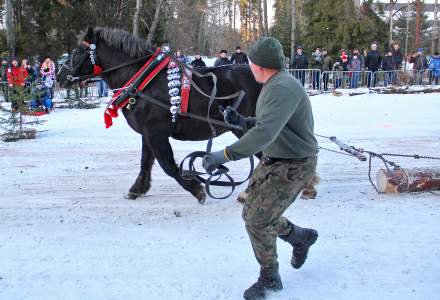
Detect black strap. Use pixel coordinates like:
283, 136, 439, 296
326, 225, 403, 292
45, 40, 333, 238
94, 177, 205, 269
134, 92, 255, 199
179, 151, 254, 199
68, 56, 149, 82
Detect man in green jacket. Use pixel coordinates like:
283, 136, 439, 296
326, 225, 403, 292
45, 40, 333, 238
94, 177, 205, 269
202, 37, 319, 299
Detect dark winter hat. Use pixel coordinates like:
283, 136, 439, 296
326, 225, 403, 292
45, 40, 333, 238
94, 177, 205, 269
220, 49, 227, 54
248, 37, 285, 69
236, 46, 241, 50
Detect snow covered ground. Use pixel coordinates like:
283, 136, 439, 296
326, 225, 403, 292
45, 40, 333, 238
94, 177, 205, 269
1, 93, 440, 300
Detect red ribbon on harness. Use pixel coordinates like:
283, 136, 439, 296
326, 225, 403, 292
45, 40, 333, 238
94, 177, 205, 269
93, 65, 103, 76
104, 48, 171, 128
180, 68, 192, 114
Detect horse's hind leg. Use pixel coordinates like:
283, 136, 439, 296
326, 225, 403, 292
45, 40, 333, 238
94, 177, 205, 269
128, 136, 155, 199
149, 133, 206, 204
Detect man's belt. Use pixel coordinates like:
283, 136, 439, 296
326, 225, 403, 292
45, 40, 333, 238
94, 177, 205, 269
263, 156, 314, 165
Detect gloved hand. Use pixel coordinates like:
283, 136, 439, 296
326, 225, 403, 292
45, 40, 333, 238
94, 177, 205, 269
202, 149, 229, 175
220, 106, 246, 129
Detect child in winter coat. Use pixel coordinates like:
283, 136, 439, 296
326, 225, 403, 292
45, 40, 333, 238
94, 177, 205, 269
429, 52, 440, 85
332, 61, 344, 89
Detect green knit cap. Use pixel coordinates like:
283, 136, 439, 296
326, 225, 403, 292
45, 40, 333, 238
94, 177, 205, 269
248, 37, 285, 69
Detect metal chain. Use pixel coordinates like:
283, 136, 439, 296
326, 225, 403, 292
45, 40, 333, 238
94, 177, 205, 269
315, 134, 440, 194
381, 153, 440, 160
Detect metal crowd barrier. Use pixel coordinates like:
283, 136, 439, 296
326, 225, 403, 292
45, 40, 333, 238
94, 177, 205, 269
2, 71, 438, 101
320, 71, 372, 90
54, 82, 100, 99
288, 69, 322, 90
416, 69, 432, 85
373, 70, 411, 87
427, 70, 440, 85
0, 80, 101, 102
374, 70, 440, 87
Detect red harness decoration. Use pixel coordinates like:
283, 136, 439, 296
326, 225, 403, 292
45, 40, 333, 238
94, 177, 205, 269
180, 68, 192, 114
104, 49, 170, 128
93, 64, 103, 76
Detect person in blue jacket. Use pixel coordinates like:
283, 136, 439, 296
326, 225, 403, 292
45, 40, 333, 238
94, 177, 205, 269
429, 52, 440, 85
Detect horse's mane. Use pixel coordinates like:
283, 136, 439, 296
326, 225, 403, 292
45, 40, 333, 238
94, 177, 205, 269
94, 27, 154, 58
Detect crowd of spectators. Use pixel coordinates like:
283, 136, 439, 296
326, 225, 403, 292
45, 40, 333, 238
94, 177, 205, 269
289, 42, 440, 90
179, 42, 440, 90
0, 57, 55, 112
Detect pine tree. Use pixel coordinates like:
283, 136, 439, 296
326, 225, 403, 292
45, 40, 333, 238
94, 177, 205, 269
271, 0, 388, 57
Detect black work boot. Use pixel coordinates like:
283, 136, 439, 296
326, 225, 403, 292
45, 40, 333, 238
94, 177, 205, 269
280, 225, 318, 269
243, 266, 283, 300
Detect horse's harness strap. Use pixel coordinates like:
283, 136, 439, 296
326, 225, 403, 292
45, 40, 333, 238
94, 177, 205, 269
190, 80, 242, 100
135, 92, 239, 129
104, 49, 170, 128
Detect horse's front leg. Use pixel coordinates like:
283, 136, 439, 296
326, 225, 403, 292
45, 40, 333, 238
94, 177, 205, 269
149, 133, 206, 204
127, 135, 155, 199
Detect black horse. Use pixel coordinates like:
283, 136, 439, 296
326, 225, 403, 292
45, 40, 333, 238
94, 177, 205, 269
57, 27, 262, 203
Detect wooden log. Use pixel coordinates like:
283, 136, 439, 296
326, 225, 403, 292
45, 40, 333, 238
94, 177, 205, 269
19, 128, 37, 139
376, 167, 440, 193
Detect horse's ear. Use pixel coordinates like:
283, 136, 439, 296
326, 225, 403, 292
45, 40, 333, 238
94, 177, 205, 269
85, 27, 95, 43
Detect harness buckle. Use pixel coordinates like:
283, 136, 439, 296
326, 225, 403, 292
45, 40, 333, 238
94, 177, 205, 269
126, 97, 136, 110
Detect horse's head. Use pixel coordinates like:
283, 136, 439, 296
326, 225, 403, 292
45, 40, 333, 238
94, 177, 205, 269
57, 27, 101, 88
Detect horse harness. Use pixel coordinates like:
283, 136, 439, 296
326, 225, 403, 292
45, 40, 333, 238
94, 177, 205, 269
66, 41, 253, 199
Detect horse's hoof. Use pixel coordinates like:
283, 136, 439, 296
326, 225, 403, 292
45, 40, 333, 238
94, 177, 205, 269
236, 191, 248, 204
196, 189, 206, 205
125, 192, 144, 200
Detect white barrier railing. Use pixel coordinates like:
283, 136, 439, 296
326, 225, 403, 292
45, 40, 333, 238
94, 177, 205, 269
320, 71, 372, 91
288, 69, 321, 90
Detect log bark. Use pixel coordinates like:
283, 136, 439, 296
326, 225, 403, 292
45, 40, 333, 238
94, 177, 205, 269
376, 168, 440, 193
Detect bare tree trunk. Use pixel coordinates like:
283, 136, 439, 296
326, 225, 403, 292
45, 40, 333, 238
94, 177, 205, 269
6, 0, 15, 57
433, 0, 438, 54
114, 0, 125, 27
404, 2, 410, 71
133, 0, 143, 37
228, 0, 233, 30
252, 2, 258, 41
414, 0, 422, 49
146, 0, 164, 45
256, 0, 264, 37
263, 0, 269, 36
389, 0, 395, 47
233, 0, 236, 31
290, 0, 296, 63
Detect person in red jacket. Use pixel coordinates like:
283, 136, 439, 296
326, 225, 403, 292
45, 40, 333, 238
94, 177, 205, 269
6, 58, 28, 110
7, 58, 28, 88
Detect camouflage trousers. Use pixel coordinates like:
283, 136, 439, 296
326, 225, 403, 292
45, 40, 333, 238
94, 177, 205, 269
242, 157, 317, 269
